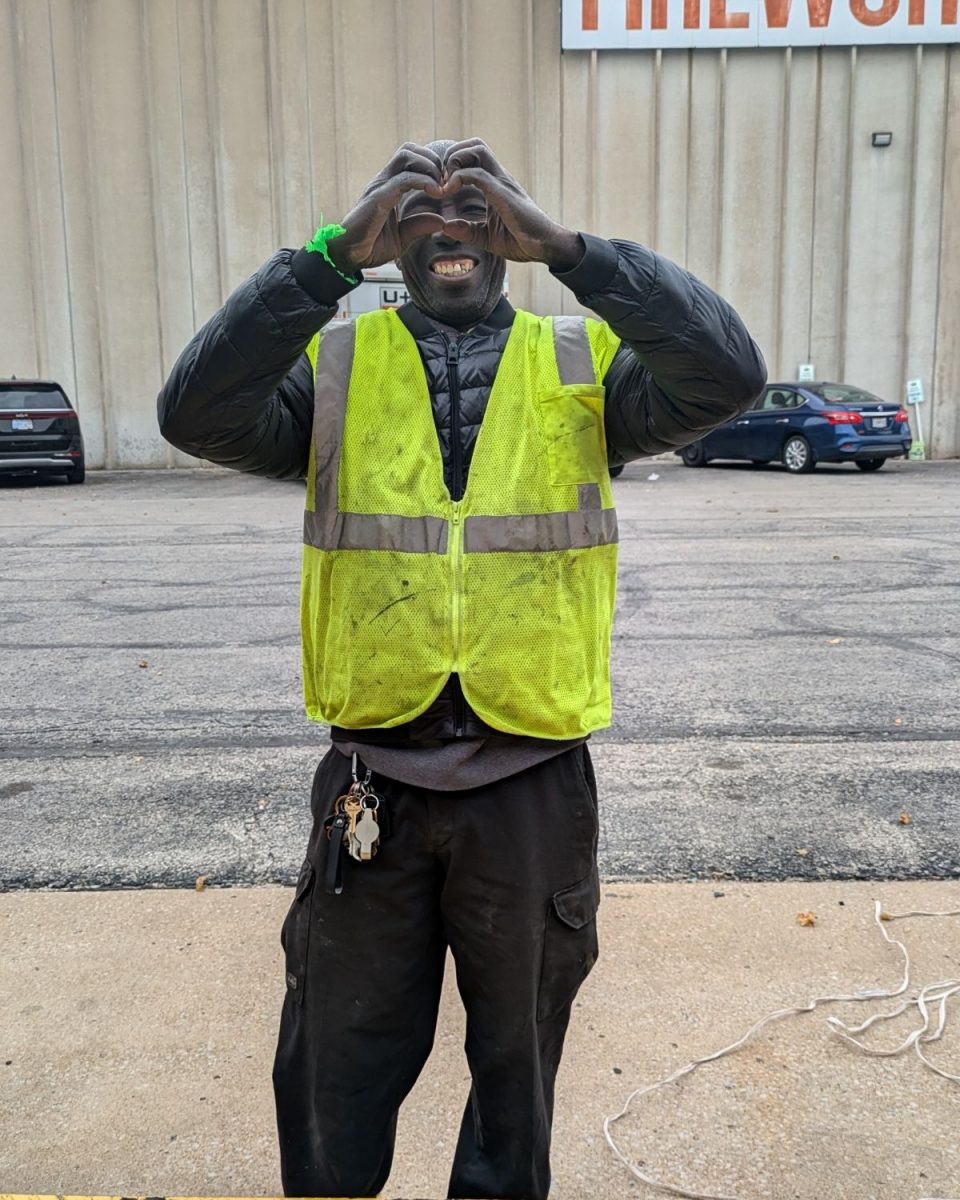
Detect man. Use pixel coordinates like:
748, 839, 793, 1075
158, 137, 766, 1200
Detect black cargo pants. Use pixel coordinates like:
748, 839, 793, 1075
272, 743, 601, 1200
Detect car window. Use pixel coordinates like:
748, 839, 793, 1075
815, 384, 883, 406
0, 387, 70, 411
761, 389, 799, 411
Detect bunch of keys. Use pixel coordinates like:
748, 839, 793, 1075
333, 754, 382, 863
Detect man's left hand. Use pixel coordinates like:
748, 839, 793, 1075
439, 139, 583, 271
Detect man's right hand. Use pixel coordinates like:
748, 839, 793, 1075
325, 144, 446, 274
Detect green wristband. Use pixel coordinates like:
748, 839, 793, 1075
304, 220, 360, 285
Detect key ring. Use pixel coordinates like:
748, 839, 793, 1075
351, 751, 372, 789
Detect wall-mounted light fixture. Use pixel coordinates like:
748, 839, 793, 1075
871, 132, 893, 148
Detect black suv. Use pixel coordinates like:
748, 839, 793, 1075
0, 379, 85, 483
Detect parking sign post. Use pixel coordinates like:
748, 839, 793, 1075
906, 378, 925, 460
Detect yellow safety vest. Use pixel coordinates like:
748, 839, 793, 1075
301, 307, 621, 738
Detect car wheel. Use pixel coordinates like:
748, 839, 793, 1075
681, 441, 708, 467
66, 461, 85, 484
609, 464, 625, 479
855, 458, 886, 472
782, 435, 815, 474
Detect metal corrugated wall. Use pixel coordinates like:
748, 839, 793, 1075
2, 0, 957, 466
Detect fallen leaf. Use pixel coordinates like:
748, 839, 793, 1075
797, 848, 810, 857
138, 659, 149, 668
880, 911, 893, 921
894, 717, 904, 726
832, 554, 841, 561
766, 508, 779, 513
828, 638, 843, 645
195, 875, 209, 892
899, 812, 912, 825
797, 911, 816, 927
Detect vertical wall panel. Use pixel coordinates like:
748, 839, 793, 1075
558, 49, 595, 314
2, 2, 958, 464
932, 46, 960, 459
265, 0, 316, 247
655, 51, 690, 267
207, 0, 276, 287
431, 0, 468, 139
175, 0, 223, 336
528, 0, 565, 316
12, 0, 75, 394
685, 51, 723, 287
807, 48, 854, 384
398, 0, 441, 143
460, 0, 535, 309
903, 48, 947, 416
302, 0, 341, 224
45, 0, 107, 465
462, 0, 530, 177
778, 49, 819, 378
142, 0, 198, 467
717, 49, 785, 367
0, 0, 40, 375
595, 51, 657, 246
79, 0, 168, 467
336, 0, 405, 209
843, 47, 915, 397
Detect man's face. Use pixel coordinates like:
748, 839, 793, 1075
396, 181, 507, 328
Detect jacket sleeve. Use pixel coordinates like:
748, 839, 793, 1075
157, 248, 358, 480
552, 234, 768, 464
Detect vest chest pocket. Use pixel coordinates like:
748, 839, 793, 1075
535, 386, 604, 489
537, 385, 608, 486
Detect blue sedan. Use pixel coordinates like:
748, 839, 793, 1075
679, 382, 913, 473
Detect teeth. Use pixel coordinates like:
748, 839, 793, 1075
431, 260, 476, 276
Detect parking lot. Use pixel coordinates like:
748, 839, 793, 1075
1, 458, 958, 889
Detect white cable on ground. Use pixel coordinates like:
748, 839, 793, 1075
602, 899, 960, 1200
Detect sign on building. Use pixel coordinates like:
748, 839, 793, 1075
563, 0, 959, 48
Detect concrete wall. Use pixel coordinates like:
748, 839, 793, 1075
2, 0, 958, 466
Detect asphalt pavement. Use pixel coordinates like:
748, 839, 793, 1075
1, 459, 958, 889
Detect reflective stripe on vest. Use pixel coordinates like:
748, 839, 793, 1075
300, 307, 622, 738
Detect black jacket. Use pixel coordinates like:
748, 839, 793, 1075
158, 233, 766, 741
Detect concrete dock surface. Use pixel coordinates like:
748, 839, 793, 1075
2, 880, 960, 1200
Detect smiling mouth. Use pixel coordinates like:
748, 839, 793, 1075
429, 257, 477, 278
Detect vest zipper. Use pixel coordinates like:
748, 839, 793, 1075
446, 336, 464, 501
449, 500, 464, 734
446, 335, 466, 736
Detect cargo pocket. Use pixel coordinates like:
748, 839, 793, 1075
537, 870, 600, 1022
280, 858, 316, 1006
537, 385, 608, 485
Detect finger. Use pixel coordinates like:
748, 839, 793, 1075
397, 141, 445, 173
385, 148, 443, 184
374, 170, 444, 213
444, 167, 516, 220
397, 211, 445, 251
444, 139, 504, 178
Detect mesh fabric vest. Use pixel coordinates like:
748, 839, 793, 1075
301, 307, 622, 738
